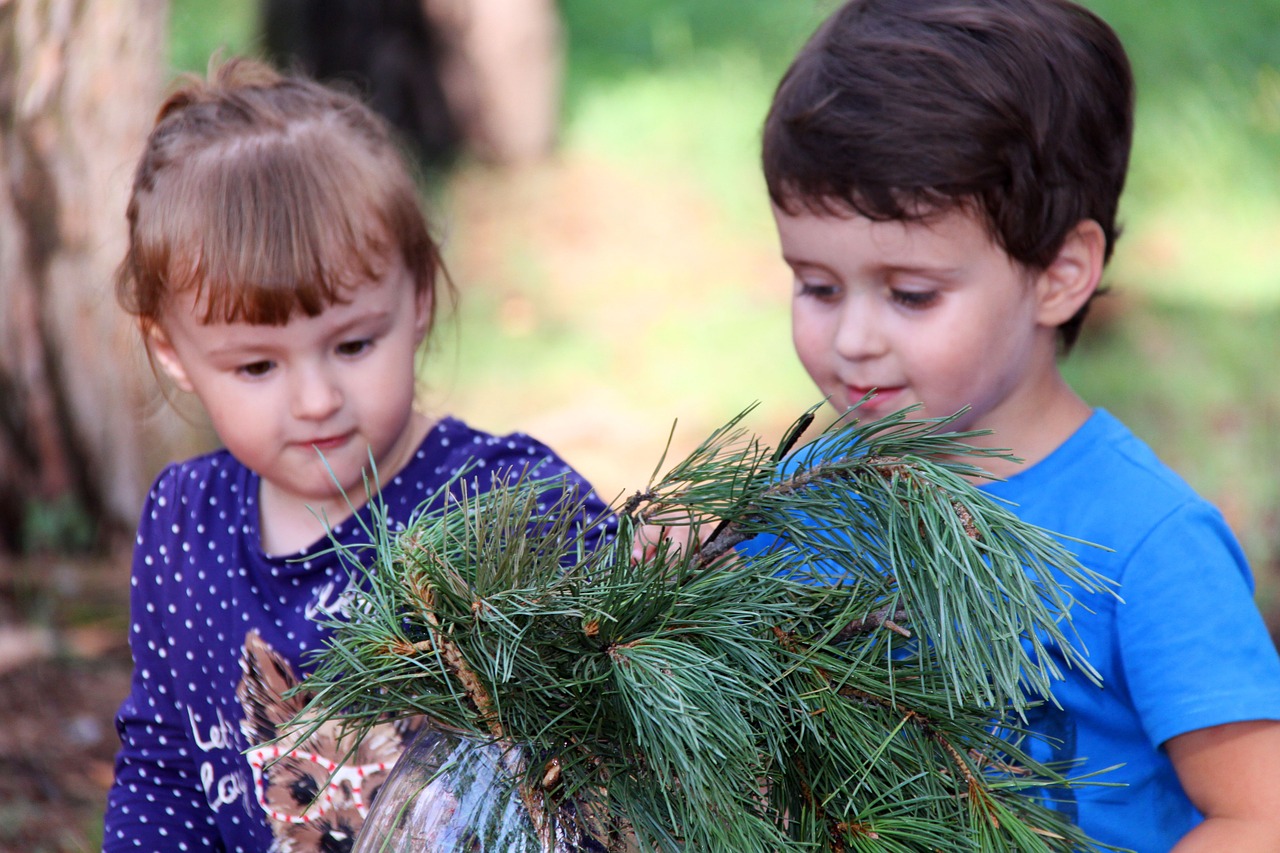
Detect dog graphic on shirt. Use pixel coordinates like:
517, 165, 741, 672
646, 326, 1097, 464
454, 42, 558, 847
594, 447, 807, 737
236, 629, 423, 853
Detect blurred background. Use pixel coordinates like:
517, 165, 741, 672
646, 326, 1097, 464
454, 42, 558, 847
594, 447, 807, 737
1, 0, 1277, 848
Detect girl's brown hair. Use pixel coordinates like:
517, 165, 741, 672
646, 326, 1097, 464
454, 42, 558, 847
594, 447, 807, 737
117, 57, 450, 337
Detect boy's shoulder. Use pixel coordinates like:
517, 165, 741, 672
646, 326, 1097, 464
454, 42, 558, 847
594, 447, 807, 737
1015, 408, 1199, 507
986, 409, 1239, 571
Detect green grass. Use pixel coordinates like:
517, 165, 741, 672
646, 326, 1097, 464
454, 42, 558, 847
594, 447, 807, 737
558, 0, 831, 230
169, 0, 261, 72
1118, 9, 1280, 304
558, 0, 833, 84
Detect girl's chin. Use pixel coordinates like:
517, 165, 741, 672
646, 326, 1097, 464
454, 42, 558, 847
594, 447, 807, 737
263, 466, 368, 507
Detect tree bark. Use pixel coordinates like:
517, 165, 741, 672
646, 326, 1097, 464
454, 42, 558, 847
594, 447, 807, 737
422, 0, 563, 164
0, 0, 209, 553
262, 0, 464, 167
262, 0, 564, 167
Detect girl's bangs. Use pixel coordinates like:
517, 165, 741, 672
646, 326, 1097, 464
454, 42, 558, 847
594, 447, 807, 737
165, 135, 395, 326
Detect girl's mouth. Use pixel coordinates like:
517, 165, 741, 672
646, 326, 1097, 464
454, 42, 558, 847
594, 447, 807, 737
305, 432, 353, 452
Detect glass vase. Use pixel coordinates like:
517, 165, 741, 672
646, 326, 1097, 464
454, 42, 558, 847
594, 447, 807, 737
353, 727, 612, 853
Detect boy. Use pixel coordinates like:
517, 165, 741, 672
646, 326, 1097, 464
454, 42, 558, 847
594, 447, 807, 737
761, 0, 1280, 850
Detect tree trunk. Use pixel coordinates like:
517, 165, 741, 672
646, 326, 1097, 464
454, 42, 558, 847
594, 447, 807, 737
422, 0, 563, 165
262, 0, 564, 167
262, 0, 464, 167
0, 0, 209, 554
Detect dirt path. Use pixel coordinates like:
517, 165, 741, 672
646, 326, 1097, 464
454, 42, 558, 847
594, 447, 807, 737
1, 557, 132, 852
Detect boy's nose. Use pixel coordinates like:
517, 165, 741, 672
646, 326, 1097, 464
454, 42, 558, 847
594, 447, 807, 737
290, 366, 343, 420
833, 303, 887, 361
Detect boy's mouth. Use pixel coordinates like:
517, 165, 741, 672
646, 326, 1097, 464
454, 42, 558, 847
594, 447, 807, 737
846, 385, 905, 411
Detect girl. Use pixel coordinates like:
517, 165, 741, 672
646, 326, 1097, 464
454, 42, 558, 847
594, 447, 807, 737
102, 58, 614, 852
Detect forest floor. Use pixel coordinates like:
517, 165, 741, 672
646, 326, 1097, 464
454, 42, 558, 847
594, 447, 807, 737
1, 556, 132, 853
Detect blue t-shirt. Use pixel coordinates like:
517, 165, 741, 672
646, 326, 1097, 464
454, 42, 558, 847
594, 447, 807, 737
102, 417, 615, 853
980, 409, 1280, 851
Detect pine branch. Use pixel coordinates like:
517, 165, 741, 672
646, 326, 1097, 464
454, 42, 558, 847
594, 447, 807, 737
294, 404, 1117, 852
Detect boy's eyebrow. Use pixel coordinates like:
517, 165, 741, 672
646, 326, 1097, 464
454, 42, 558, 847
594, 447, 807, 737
881, 262, 962, 278
783, 254, 962, 278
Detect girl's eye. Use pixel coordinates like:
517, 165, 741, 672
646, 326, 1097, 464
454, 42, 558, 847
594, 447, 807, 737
238, 360, 275, 378
891, 289, 938, 309
336, 339, 372, 357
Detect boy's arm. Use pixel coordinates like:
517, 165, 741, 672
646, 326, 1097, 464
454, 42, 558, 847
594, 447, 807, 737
1167, 719, 1280, 851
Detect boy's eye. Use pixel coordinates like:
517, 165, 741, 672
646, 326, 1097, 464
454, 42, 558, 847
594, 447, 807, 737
891, 289, 938, 309
797, 280, 840, 301
336, 339, 372, 357
238, 360, 275, 378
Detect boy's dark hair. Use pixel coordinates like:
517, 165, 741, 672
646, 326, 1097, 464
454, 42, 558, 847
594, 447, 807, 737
762, 0, 1134, 350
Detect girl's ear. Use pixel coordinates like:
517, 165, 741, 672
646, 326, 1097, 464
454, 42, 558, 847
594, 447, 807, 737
413, 289, 434, 343
148, 326, 196, 393
1035, 219, 1105, 327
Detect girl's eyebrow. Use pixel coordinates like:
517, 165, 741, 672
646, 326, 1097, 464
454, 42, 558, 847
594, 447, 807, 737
206, 306, 396, 352
319, 307, 394, 338
203, 337, 280, 359
781, 254, 839, 273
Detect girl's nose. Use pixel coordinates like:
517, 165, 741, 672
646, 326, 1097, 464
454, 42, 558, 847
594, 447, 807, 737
290, 365, 343, 420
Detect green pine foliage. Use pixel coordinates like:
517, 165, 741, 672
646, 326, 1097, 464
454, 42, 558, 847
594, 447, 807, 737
296, 405, 1118, 851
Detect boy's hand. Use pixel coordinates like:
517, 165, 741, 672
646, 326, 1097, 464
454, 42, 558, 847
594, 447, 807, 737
1167, 718, 1280, 851
630, 511, 710, 563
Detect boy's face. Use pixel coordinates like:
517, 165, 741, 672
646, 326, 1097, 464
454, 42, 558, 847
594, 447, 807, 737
775, 203, 1071, 450
149, 256, 431, 522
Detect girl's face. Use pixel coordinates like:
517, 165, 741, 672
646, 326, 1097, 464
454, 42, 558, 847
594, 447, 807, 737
151, 257, 431, 541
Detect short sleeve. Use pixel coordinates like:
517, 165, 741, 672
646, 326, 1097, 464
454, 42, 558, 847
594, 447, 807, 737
1117, 501, 1280, 748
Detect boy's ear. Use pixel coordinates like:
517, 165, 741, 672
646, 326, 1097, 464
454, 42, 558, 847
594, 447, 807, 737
147, 326, 195, 393
1035, 219, 1105, 327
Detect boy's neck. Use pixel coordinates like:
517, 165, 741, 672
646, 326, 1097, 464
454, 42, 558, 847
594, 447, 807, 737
967, 377, 1092, 481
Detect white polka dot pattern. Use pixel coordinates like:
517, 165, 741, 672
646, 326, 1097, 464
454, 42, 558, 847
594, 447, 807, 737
102, 417, 615, 852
